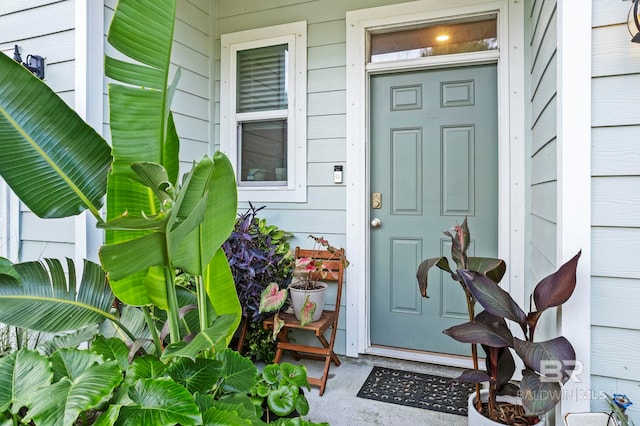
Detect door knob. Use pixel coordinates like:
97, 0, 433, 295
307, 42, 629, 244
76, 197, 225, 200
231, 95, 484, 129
371, 218, 382, 228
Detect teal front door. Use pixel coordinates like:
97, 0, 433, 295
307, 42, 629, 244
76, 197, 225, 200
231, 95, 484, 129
369, 64, 499, 356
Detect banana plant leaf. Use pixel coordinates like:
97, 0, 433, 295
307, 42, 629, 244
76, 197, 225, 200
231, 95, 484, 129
0, 53, 112, 219
172, 153, 238, 275
0, 258, 117, 334
161, 314, 237, 362
204, 248, 242, 341
105, 0, 180, 305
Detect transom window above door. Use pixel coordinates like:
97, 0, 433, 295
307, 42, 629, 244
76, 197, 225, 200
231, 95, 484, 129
369, 15, 497, 63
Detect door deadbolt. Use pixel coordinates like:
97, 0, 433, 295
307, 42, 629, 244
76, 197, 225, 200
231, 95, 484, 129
372, 192, 382, 209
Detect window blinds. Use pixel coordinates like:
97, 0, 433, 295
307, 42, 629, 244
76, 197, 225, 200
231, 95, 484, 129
236, 44, 288, 113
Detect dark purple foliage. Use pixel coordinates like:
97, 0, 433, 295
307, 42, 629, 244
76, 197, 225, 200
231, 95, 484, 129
223, 204, 291, 323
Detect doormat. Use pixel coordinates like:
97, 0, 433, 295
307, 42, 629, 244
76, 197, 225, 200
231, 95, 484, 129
356, 366, 474, 416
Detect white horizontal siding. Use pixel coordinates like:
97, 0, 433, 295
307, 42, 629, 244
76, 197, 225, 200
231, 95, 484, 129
591, 277, 640, 330
592, 326, 640, 382
592, 75, 640, 127
591, 3, 640, 419
592, 24, 640, 77
0, 0, 77, 262
592, 126, 640, 176
592, 227, 640, 280
592, 177, 640, 227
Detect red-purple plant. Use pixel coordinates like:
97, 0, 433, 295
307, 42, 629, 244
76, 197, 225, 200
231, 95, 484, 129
222, 204, 292, 323
417, 218, 581, 424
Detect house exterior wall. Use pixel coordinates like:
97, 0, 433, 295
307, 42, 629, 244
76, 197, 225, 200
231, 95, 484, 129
214, 0, 414, 355
526, 0, 558, 288
0, 0, 78, 262
590, 0, 640, 420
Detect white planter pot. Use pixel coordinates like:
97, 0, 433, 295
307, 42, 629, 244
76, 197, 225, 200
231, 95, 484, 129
468, 389, 545, 426
289, 281, 327, 322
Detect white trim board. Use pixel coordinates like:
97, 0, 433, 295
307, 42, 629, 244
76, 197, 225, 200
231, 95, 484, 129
345, 0, 526, 364
557, 0, 592, 416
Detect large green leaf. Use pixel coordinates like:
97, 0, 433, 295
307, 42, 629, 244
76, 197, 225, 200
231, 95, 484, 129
161, 314, 238, 361
0, 258, 116, 333
0, 53, 112, 220
91, 336, 131, 370
202, 406, 253, 426
216, 349, 258, 394
25, 357, 122, 426
173, 153, 238, 274
126, 355, 167, 385
165, 357, 223, 394
0, 349, 51, 414
105, 0, 179, 306
116, 378, 202, 426
50, 348, 104, 383
205, 248, 242, 340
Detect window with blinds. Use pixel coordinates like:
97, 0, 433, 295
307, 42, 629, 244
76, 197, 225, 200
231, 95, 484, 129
220, 21, 307, 202
237, 44, 288, 113
236, 44, 289, 185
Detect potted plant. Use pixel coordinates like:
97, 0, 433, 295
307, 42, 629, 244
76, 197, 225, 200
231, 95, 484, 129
417, 218, 581, 425
260, 235, 349, 335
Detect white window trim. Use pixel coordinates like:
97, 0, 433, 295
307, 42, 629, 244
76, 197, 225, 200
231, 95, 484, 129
220, 21, 307, 203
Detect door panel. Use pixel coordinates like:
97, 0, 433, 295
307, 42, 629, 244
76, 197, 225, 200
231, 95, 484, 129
369, 64, 498, 356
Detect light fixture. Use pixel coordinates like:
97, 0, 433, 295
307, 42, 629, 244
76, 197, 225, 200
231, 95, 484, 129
629, 0, 640, 43
13, 45, 45, 79
436, 34, 450, 42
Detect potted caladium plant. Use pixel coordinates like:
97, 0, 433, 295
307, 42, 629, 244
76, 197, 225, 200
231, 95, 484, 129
259, 235, 349, 334
417, 218, 581, 425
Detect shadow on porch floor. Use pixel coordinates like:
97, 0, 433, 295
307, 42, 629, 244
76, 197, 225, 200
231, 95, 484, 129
280, 353, 469, 426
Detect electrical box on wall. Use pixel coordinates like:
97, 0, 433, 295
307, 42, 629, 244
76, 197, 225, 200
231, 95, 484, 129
333, 165, 343, 184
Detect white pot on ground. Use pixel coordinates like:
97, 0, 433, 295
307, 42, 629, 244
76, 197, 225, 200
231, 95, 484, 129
468, 389, 545, 425
289, 280, 327, 322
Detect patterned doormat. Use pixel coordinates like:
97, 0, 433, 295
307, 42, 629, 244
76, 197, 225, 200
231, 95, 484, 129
356, 366, 474, 416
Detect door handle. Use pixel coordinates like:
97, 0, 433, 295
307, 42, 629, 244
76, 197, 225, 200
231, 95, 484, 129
371, 218, 382, 228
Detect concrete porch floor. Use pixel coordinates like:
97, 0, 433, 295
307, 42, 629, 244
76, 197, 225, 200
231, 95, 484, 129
281, 353, 470, 426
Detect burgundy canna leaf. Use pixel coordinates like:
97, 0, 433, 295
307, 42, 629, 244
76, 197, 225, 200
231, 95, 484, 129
520, 369, 562, 416
455, 369, 491, 384
416, 256, 453, 298
533, 251, 581, 312
467, 257, 507, 284
460, 270, 527, 326
513, 337, 576, 384
443, 320, 513, 348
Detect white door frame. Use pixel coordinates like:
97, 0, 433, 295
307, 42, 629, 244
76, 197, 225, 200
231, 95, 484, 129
345, 0, 525, 367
